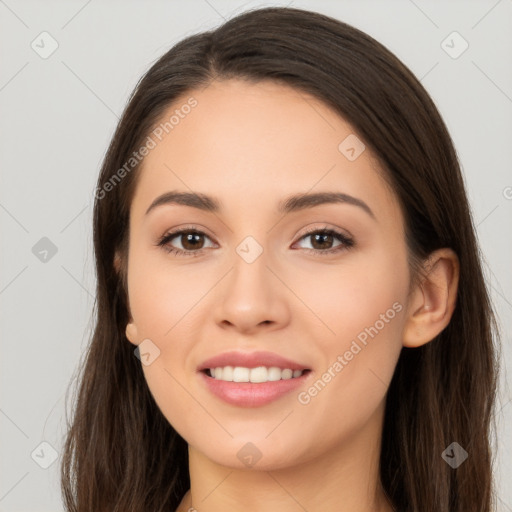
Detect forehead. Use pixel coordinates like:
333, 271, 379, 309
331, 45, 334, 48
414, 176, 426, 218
130, 78, 400, 222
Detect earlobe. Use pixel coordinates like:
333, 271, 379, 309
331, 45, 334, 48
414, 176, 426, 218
125, 321, 139, 346
114, 251, 121, 274
115, 251, 137, 345
402, 248, 460, 348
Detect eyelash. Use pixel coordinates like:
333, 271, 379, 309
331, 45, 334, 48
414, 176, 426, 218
156, 225, 355, 258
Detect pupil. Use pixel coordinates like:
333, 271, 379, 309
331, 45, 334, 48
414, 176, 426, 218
312, 233, 332, 249
182, 233, 203, 250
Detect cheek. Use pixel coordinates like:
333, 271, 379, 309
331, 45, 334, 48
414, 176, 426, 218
127, 253, 213, 437
291, 247, 407, 409
290, 247, 408, 352
126, 243, 226, 410
127, 243, 211, 340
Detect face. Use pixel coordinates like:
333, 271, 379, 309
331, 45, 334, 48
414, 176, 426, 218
123, 78, 411, 470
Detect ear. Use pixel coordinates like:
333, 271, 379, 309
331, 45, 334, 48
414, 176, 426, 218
402, 248, 460, 348
114, 250, 139, 346
114, 251, 122, 274
125, 321, 139, 347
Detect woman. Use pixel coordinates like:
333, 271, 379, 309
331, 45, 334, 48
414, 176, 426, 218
61, 6, 500, 512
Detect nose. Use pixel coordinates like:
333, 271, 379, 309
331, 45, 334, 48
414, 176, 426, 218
213, 248, 291, 335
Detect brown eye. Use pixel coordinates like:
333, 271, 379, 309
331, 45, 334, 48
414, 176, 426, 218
179, 232, 205, 250
295, 228, 354, 255
157, 229, 215, 256
309, 232, 335, 250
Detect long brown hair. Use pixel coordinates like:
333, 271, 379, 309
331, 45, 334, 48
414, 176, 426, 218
61, 7, 501, 512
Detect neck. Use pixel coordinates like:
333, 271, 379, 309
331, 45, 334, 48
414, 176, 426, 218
177, 400, 394, 512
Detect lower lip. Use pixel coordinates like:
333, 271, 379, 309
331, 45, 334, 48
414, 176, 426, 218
198, 371, 310, 407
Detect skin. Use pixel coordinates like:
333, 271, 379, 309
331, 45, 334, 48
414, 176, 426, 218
121, 79, 459, 512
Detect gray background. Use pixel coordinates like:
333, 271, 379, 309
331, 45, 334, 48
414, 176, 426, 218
1, 0, 511, 510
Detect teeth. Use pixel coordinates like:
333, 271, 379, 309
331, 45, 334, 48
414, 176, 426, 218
208, 366, 305, 383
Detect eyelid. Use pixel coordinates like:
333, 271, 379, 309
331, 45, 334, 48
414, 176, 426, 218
294, 223, 353, 241
160, 224, 217, 242
291, 224, 354, 253
156, 224, 218, 251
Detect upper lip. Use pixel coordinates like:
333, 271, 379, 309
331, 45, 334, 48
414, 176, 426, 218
198, 351, 310, 371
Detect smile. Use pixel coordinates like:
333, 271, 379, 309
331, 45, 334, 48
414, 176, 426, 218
199, 367, 312, 407
206, 366, 306, 382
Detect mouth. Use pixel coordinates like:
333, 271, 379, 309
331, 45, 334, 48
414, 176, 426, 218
198, 367, 312, 407
197, 351, 312, 407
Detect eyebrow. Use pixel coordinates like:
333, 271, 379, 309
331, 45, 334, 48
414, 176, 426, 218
145, 190, 375, 219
